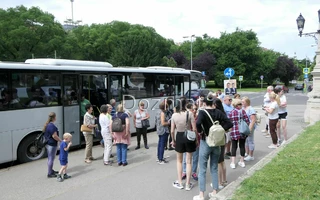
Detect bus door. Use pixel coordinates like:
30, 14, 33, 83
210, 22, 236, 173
174, 75, 185, 103
62, 74, 81, 146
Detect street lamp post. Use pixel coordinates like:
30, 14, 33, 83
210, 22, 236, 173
183, 34, 196, 70
296, 10, 320, 124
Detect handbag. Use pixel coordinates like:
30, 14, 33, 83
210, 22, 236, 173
35, 132, 47, 148
141, 119, 150, 128
139, 110, 150, 128
238, 110, 251, 136
81, 124, 93, 132
184, 111, 196, 142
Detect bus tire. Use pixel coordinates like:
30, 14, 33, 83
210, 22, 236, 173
17, 133, 47, 163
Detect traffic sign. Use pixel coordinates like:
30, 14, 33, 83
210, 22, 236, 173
224, 68, 235, 78
201, 71, 205, 76
239, 76, 243, 81
304, 74, 308, 78
303, 68, 310, 74
260, 75, 264, 80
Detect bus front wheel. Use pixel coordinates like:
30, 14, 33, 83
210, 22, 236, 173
17, 133, 47, 163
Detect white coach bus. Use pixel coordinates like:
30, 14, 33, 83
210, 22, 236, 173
0, 59, 205, 164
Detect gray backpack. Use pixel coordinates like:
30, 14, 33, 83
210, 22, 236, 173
112, 113, 124, 132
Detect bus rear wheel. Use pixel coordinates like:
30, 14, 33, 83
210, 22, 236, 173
17, 133, 47, 163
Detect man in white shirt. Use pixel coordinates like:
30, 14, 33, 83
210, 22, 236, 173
262, 86, 273, 137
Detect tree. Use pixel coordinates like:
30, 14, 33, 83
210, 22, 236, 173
209, 28, 262, 87
162, 56, 177, 67
169, 51, 187, 67
0, 6, 65, 61
272, 56, 301, 86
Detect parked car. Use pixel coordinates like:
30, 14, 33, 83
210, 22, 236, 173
294, 83, 304, 90
185, 89, 211, 101
275, 85, 289, 93
308, 85, 313, 92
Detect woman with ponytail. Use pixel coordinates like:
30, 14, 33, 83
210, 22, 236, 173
265, 92, 280, 149
43, 112, 62, 178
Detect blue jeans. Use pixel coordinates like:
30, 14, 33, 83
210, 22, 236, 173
198, 140, 220, 192
157, 132, 169, 161
116, 143, 128, 164
182, 146, 199, 174
46, 145, 57, 175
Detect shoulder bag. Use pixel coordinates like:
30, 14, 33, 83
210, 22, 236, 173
81, 124, 93, 132
139, 110, 150, 128
184, 111, 196, 142
238, 110, 250, 136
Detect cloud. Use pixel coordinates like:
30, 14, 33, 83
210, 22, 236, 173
0, 0, 319, 60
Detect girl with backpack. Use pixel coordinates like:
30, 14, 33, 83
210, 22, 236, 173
112, 104, 130, 166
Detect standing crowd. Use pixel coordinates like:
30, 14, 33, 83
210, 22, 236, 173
42, 86, 287, 199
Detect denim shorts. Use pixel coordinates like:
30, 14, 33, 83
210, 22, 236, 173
60, 159, 68, 166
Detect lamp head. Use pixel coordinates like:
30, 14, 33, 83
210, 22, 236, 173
296, 13, 305, 37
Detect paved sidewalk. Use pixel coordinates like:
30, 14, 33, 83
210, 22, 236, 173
0, 105, 306, 200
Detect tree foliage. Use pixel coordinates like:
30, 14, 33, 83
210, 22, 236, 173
0, 5, 304, 86
0, 6, 65, 61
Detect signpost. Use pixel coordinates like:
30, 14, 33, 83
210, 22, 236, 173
303, 68, 310, 74
260, 75, 264, 89
224, 68, 235, 79
239, 76, 243, 89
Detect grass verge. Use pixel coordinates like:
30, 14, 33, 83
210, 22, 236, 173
233, 122, 320, 200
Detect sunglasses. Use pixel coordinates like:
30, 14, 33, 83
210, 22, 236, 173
237, 103, 242, 106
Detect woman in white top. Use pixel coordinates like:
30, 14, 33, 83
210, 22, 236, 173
83, 104, 98, 163
275, 89, 288, 145
99, 104, 113, 165
133, 102, 150, 150
265, 92, 280, 149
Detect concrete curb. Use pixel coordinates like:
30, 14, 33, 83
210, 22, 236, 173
214, 126, 306, 200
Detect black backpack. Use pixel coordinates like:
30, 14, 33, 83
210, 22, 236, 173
35, 132, 48, 148
112, 113, 124, 132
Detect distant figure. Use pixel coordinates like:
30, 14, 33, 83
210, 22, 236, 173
80, 93, 91, 121
110, 99, 116, 117
233, 94, 240, 99
216, 89, 225, 100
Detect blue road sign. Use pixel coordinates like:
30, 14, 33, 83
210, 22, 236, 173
224, 68, 235, 78
304, 74, 308, 78
201, 71, 205, 76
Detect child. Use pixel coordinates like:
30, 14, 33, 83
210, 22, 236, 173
57, 133, 72, 182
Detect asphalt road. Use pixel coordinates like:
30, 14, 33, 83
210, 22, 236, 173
0, 90, 309, 200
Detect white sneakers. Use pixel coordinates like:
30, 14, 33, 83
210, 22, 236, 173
268, 144, 278, 149
238, 161, 245, 168
244, 155, 254, 161
230, 163, 236, 169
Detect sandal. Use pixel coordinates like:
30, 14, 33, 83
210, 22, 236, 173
84, 159, 92, 164
104, 161, 112, 165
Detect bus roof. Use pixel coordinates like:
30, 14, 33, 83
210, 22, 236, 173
0, 62, 191, 75
25, 58, 113, 68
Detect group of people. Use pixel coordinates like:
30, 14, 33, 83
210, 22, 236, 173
152, 92, 260, 200
42, 86, 287, 199
43, 97, 152, 182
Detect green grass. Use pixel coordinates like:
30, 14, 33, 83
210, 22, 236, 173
233, 122, 320, 200
207, 88, 264, 93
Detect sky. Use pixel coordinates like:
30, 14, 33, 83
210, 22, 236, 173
1, 0, 319, 62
